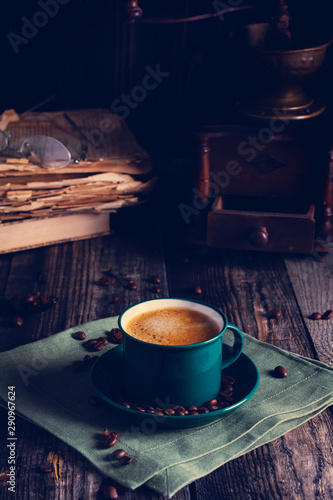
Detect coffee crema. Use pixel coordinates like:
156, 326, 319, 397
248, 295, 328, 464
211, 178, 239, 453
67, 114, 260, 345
125, 307, 221, 346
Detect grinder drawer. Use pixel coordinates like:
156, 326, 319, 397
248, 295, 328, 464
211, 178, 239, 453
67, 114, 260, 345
207, 198, 315, 253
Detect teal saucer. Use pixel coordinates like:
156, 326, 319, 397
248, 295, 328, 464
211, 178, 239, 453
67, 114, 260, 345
90, 345, 260, 429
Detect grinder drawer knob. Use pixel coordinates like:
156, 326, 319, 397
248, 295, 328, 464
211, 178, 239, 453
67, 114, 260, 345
249, 226, 269, 248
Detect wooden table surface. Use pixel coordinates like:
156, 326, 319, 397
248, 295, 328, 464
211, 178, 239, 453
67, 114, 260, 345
0, 195, 332, 500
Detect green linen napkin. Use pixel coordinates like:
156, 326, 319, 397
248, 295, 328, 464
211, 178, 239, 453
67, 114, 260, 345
0, 316, 332, 498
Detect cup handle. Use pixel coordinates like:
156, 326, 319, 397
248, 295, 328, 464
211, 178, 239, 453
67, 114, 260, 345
223, 322, 244, 368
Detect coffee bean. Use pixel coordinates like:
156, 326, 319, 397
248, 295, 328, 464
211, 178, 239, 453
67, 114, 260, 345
119, 455, 132, 465
207, 399, 218, 407
219, 388, 233, 398
72, 360, 84, 370
109, 328, 123, 344
164, 408, 175, 416
269, 309, 282, 319
109, 449, 126, 460
102, 485, 118, 499
209, 405, 220, 411
0, 471, 10, 482
110, 294, 119, 303
309, 312, 322, 320
12, 315, 23, 327
73, 331, 86, 340
154, 410, 164, 415
86, 338, 106, 351
187, 405, 198, 412
221, 375, 235, 385
127, 282, 137, 290
322, 309, 333, 320
104, 431, 119, 448
141, 404, 155, 412
189, 410, 199, 415
175, 410, 185, 416
99, 337, 108, 345
150, 275, 161, 284
198, 407, 209, 413
117, 399, 130, 409
39, 463, 53, 473
274, 365, 288, 378
98, 276, 110, 286
133, 405, 145, 412
150, 286, 161, 293
193, 285, 202, 294
173, 406, 186, 413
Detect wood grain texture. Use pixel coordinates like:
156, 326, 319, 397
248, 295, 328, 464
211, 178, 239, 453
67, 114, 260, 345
0, 203, 332, 499
164, 247, 333, 500
284, 252, 333, 366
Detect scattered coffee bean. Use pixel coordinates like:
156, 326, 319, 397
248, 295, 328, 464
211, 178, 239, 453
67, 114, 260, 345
104, 430, 119, 448
309, 312, 322, 320
150, 286, 161, 293
274, 365, 288, 378
119, 455, 132, 466
269, 309, 282, 319
133, 405, 145, 412
98, 276, 110, 287
322, 309, 333, 320
8, 292, 58, 314
0, 471, 10, 482
150, 275, 161, 284
102, 485, 118, 499
85, 338, 107, 351
72, 331, 86, 340
109, 449, 126, 460
110, 294, 119, 303
39, 463, 53, 473
193, 285, 202, 294
72, 360, 84, 370
127, 282, 137, 290
109, 328, 124, 344
12, 315, 23, 327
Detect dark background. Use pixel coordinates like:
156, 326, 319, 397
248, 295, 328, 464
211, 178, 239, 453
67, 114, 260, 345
1, 0, 333, 158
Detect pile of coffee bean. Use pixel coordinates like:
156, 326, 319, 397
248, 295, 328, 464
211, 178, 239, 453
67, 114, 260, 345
113, 375, 235, 416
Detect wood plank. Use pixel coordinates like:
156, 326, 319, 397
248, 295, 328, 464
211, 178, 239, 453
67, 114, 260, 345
284, 252, 333, 365
0, 203, 192, 500
164, 247, 333, 500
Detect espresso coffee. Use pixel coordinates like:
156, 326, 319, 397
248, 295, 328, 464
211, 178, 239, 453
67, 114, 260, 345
125, 307, 221, 346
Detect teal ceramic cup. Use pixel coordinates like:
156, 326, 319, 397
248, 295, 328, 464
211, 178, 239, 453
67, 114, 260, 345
118, 298, 244, 408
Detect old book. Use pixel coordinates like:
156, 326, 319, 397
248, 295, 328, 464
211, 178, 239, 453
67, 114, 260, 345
0, 212, 112, 254
0, 109, 155, 252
